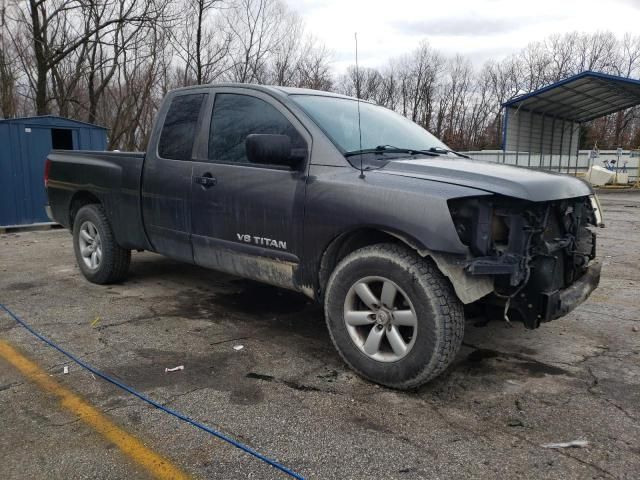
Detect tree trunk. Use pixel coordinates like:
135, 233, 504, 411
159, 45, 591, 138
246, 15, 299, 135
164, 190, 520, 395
196, 0, 204, 84
29, 0, 49, 115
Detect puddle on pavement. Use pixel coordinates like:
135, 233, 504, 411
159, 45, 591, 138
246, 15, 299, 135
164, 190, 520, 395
153, 282, 328, 343
215, 280, 313, 315
5, 281, 45, 291
458, 348, 570, 378
103, 347, 271, 406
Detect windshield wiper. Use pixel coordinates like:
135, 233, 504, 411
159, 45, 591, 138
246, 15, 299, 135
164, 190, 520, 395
427, 147, 470, 159
344, 145, 439, 157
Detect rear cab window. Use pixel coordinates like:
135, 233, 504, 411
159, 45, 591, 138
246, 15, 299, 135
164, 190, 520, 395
158, 93, 206, 161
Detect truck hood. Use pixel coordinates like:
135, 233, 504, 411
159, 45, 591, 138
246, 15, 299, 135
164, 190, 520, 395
376, 157, 593, 202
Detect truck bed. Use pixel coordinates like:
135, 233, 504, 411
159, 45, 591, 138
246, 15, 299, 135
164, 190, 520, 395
46, 150, 151, 251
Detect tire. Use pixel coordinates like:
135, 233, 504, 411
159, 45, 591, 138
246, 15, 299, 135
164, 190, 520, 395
324, 243, 464, 389
72, 204, 130, 284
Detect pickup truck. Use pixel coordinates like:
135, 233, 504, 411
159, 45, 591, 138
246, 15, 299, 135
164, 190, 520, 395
45, 84, 603, 389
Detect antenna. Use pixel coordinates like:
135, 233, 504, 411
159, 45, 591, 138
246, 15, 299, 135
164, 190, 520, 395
355, 32, 365, 179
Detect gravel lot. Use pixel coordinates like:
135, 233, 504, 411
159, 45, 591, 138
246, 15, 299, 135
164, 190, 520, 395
1, 192, 639, 479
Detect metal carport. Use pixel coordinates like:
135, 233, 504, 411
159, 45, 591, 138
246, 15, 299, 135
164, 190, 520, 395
501, 71, 640, 174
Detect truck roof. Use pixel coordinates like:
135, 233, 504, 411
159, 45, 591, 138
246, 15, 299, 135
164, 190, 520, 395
169, 83, 368, 102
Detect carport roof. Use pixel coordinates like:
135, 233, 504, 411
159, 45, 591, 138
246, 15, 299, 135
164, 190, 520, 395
502, 71, 640, 123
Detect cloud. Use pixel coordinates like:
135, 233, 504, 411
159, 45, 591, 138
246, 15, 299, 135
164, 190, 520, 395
617, 0, 640, 7
391, 16, 550, 37
285, 0, 640, 73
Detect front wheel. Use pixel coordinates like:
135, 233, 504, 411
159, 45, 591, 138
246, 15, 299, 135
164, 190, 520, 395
324, 243, 464, 389
72, 204, 130, 284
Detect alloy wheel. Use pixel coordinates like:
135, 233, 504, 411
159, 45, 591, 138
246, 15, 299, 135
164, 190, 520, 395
343, 276, 418, 362
78, 220, 102, 270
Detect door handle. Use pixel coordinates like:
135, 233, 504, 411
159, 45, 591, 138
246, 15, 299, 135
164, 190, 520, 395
194, 173, 217, 188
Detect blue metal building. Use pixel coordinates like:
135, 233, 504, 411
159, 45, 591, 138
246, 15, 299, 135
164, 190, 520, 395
0, 115, 107, 228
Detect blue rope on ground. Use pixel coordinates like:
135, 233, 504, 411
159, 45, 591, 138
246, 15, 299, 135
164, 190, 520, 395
0, 303, 305, 480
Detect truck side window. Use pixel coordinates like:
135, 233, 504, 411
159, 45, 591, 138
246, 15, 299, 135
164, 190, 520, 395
209, 93, 305, 164
158, 93, 205, 161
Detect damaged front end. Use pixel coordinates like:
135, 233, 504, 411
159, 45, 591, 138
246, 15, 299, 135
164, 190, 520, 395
448, 194, 603, 328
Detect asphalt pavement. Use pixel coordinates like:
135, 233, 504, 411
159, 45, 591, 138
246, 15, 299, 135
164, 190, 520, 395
1, 192, 639, 479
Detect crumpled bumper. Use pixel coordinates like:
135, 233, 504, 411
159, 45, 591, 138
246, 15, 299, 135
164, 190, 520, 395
545, 260, 602, 322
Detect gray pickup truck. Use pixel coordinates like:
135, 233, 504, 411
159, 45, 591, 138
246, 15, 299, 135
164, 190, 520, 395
45, 84, 603, 388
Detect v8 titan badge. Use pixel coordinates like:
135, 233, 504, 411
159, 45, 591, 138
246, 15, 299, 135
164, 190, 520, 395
237, 234, 287, 250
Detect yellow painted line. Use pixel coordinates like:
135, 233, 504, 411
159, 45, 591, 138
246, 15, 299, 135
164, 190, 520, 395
0, 340, 190, 480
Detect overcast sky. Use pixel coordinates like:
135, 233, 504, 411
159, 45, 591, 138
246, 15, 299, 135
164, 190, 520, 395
286, 0, 640, 72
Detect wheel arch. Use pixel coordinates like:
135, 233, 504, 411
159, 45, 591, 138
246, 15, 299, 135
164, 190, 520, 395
317, 226, 427, 300
69, 191, 101, 229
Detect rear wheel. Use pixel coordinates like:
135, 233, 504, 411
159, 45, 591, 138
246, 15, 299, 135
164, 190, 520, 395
324, 243, 464, 389
72, 204, 130, 284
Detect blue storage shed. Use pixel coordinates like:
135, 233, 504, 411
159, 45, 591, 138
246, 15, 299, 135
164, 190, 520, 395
0, 115, 107, 228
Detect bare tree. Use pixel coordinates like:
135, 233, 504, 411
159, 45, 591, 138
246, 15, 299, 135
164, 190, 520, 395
0, 0, 18, 117
102, 26, 166, 149
225, 0, 291, 83
295, 41, 333, 90
171, 0, 231, 85
3, 0, 640, 154
267, 11, 303, 86
546, 32, 578, 82
8, 0, 166, 115
618, 33, 640, 78
83, 0, 162, 123
574, 31, 618, 73
0, 45, 17, 117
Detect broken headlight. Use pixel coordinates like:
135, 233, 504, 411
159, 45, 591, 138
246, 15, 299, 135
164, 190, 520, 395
448, 197, 510, 256
589, 194, 604, 227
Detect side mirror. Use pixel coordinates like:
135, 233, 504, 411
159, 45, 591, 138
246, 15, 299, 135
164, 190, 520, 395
245, 134, 305, 168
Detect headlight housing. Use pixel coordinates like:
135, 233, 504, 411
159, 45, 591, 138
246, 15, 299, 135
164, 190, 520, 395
448, 197, 507, 256
589, 194, 604, 227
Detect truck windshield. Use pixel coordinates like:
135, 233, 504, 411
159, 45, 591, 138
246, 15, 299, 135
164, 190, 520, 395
291, 94, 450, 157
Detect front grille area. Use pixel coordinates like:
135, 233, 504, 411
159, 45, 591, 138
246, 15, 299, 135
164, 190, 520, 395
502, 196, 597, 328
453, 195, 599, 328
530, 197, 596, 290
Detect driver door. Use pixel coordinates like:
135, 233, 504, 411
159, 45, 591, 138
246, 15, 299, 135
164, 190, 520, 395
190, 89, 310, 289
